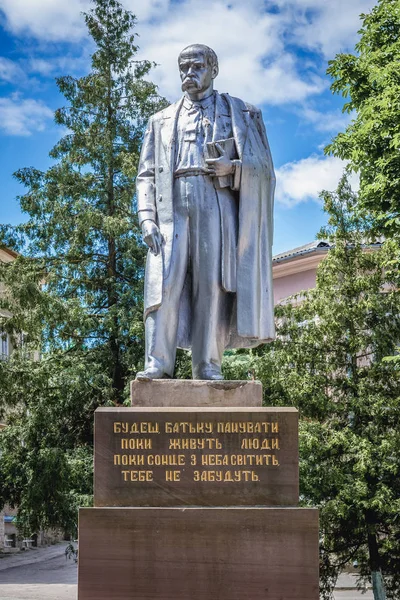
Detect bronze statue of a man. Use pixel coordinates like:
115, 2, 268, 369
136, 43, 275, 381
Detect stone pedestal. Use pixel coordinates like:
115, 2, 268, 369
78, 381, 319, 599
78, 507, 319, 600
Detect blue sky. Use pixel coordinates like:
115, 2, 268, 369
0, 0, 374, 255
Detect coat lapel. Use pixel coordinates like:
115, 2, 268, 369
221, 93, 250, 158
213, 92, 232, 142
160, 97, 184, 171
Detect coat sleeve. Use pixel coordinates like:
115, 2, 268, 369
252, 107, 275, 244
136, 117, 157, 226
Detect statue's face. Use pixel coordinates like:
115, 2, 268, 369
179, 49, 216, 94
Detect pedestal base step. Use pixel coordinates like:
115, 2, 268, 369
131, 379, 262, 407
78, 506, 319, 600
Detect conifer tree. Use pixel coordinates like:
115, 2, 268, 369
0, 0, 167, 535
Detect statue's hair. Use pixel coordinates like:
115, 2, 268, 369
178, 44, 219, 74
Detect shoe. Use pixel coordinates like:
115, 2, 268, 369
135, 367, 170, 381
193, 363, 224, 381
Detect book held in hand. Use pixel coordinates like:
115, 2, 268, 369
206, 137, 238, 188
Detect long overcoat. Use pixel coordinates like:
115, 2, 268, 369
136, 92, 276, 348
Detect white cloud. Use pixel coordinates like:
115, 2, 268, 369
27, 58, 57, 77
27, 54, 90, 77
0, 0, 375, 124
0, 0, 89, 41
299, 106, 353, 133
0, 0, 331, 106
0, 56, 25, 83
273, 0, 376, 57
134, 0, 325, 105
0, 0, 168, 42
275, 154, 359, 207
0, 94, 53, 136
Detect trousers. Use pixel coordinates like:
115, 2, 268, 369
145, 175, 236, 378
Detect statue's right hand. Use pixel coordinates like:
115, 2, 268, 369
142, 220, 163, 256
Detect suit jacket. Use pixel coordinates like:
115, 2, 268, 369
136, 92, 276, 348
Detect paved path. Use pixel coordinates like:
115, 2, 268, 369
334, 573, 373, 599
0, 543, 374, 599
0, 543, 77, 600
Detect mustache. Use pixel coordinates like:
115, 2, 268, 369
181, 77, 199, 89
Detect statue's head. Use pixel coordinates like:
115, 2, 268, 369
178, 44, 219, 95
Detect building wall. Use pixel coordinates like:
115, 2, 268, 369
273, 268, 318, 305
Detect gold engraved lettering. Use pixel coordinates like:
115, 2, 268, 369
200, 454, 279, 467
241, 438, 263, 450
272, 455, 279, 465
272, 438, 280, 449
120, 423, 159, 435
121, 470, 153, 482
121, 438, 152, 450
114, 454, 121, 465
165, 422, 213, 434
114, 422, 121, 433
272, 422, 279, 433
261, 439, 271, 450
191, 470, 261, 483
168, 438, 222, 450
217, 421, 276, 434
147, 454, 185, 466
165, 470, 181, 481
191, 455, 197, 466
132, 455, 144, 465
120, 455, 145, 466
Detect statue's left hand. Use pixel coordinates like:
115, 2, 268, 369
205, 143, 235, 177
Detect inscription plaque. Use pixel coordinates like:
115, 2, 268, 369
94, 407, 298, 507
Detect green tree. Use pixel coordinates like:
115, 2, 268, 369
250, 177, 400, 599
0, 0, 166, 536
326, 0, 400, 244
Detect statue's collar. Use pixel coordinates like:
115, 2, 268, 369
183, 91, 215, 111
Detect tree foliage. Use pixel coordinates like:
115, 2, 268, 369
0, 0, 167, 536
242, 177, 400, 598
326, 0, 400, 242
